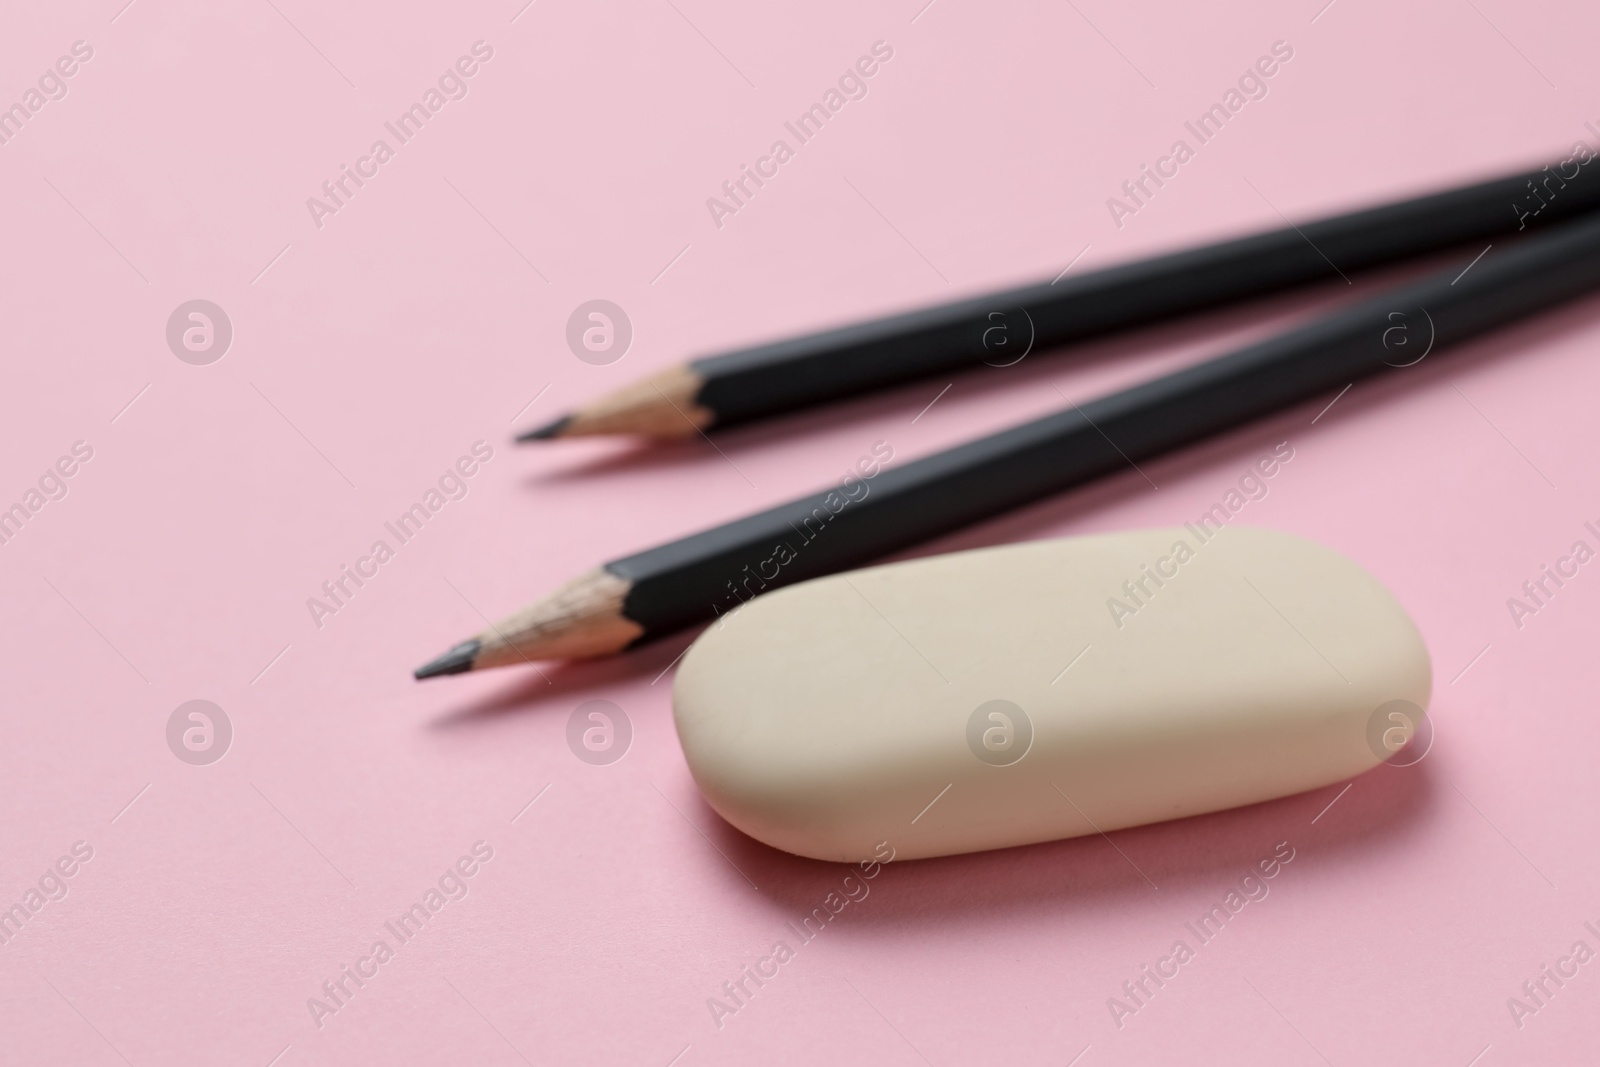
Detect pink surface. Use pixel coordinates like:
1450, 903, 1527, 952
2, 1, 1597, 1064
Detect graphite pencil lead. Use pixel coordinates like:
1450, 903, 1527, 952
411, 568, 645, 680
512, 365, 711, 441
516, 415, 572, 442
414, 639, 481, 679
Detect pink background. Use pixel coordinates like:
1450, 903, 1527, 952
2, 0, 1597, 1063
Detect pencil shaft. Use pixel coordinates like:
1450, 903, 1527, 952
610, 213, 1600, 637
691, 162, 1600, 426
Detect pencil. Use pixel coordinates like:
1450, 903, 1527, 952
519, 158, 1600, 442
421, 210, 1600, 678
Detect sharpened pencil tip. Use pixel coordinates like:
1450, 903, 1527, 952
516, 415, 571, 442
413, 639, 482, 680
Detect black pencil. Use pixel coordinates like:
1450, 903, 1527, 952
420, 210, 1600, 678
519, 157, 1600, 442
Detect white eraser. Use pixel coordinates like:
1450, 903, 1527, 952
673, 526, 1431, 861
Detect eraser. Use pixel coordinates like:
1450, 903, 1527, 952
673, 526, 1431, 861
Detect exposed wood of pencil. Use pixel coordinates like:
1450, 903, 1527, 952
413, 568, 642, 678
518, 365, 711, 441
